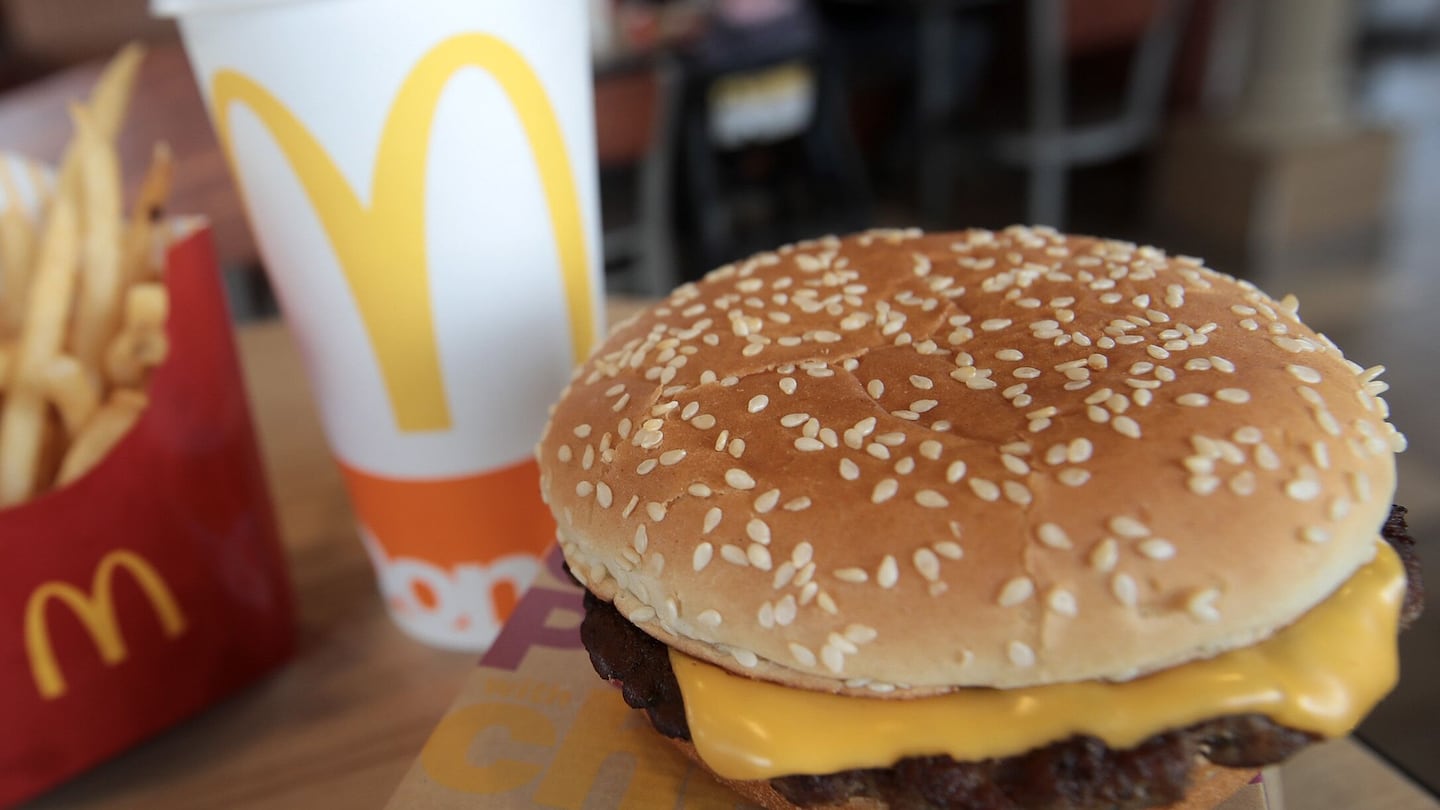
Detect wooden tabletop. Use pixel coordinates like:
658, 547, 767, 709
0, 42, 257, 270
16, 305, 1436, 809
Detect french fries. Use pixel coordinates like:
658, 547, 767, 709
56, 389, 148, 488
0, 44, 174, 507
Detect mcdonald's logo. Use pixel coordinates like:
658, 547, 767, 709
210, 33, 598, 434
24, 549, 188, 700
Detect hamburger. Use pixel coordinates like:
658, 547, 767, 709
536, 227, 1424, 809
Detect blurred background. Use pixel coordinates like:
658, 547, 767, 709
0, 0, 1433, 797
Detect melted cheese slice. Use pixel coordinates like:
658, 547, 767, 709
671, 543, 1406, 781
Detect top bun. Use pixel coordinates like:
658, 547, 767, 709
538, 227, 1404, 694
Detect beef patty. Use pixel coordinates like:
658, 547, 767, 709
576, 505, 1423, 810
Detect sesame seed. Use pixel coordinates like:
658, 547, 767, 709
594, 480, 617, 508
1139, 538, 1176, 560
969, 478, 1000, 501
698, 609, 723, 628
1216, 388, 1251, 404
1015, 366, 1041, 379
1038, 523, 1072, 549
912, 548, 941, 581
1352, 471, 1373, 502
995, 349, 1024, 362
910, 399, 939, 413
1111, 573, 1139, 607
574, 424, 593, 438
946, 460, 968, 483
725, 645, 760, 665
933, 541, 967, 562
916, 489, 949, 508
821, 645, 845, 674
1088, 405, 1110, 423
780, 412, 810, 428
910, 375, 935, 390
748, 395, 770, 413
835, 567, 868, 583
1177, 393, 1209, 407
725, 469, 756, 490
789, 643, 816, 667
692, 414, 717, 430
1091, 538, 1119, 572
575, 481, 595, 498
1068, 438, 1094, 463
1110, 516, 1149, 538
1230, 472, 1257, 496
720, 544, 749, 567
982, 318, 1012, 331
693, 543, 714, 572
628, 606, 656, 624
867, 443, 893, 460
1286, 479, 1321, 501
794, 437, 826, 452
998, 577, 1035, 606
622, 495, 640, 517
1189, 475, 1221, 495
1003, 481, 1033, 505
867, 380, 885, 399
1113, 416, 1141, 439
878, 555, 900, 588
1008, 641, 1036, 668
774, 595, 797, 625
1211, 356, 1236, 373
1187, 589, 1221, 622
1302, 526, 1332, 544
872, 478, 900, 503
1058, 468, 1091, 486
659, 450, 687, 467
746, 519, 772, 545
1048, 589, 1078, 616
703, 507, 723, 534
1000, 454, 1029, 475
645, 502, 667, 522
920, 440, 943, 460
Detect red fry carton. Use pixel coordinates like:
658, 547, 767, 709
0, 223, 295, 808
385, 548, 1277, 810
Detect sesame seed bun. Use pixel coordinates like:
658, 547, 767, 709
538, 226, 1403, 694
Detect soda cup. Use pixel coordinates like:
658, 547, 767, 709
153, 0, 605, 650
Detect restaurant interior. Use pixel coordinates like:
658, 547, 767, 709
0, 0, 1436, 806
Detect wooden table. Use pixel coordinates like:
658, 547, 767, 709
0, 41, 256, 270
18, 305, 1438, 809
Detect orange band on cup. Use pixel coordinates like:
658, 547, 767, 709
339, 458, 555, 570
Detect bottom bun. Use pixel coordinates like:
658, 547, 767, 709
665, 737, 1257, 810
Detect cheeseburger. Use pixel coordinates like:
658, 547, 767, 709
537, 227, 1423, 809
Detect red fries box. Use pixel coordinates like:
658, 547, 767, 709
0, 223, 295, 807
385, 548, 1277, 810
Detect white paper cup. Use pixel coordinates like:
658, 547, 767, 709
155, 0, 605, 650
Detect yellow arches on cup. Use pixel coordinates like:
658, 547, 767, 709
211, 33, 596, 433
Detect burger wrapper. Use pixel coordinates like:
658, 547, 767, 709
0, 223, 295, 808
385, 547, 1277, 810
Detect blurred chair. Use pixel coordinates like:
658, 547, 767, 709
595, 57, 682, 296
679, 0, 871, 273
929, 0, 1191, 229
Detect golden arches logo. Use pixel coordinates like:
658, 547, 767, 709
211, 34, 597, 432
25, 549, 187, 700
